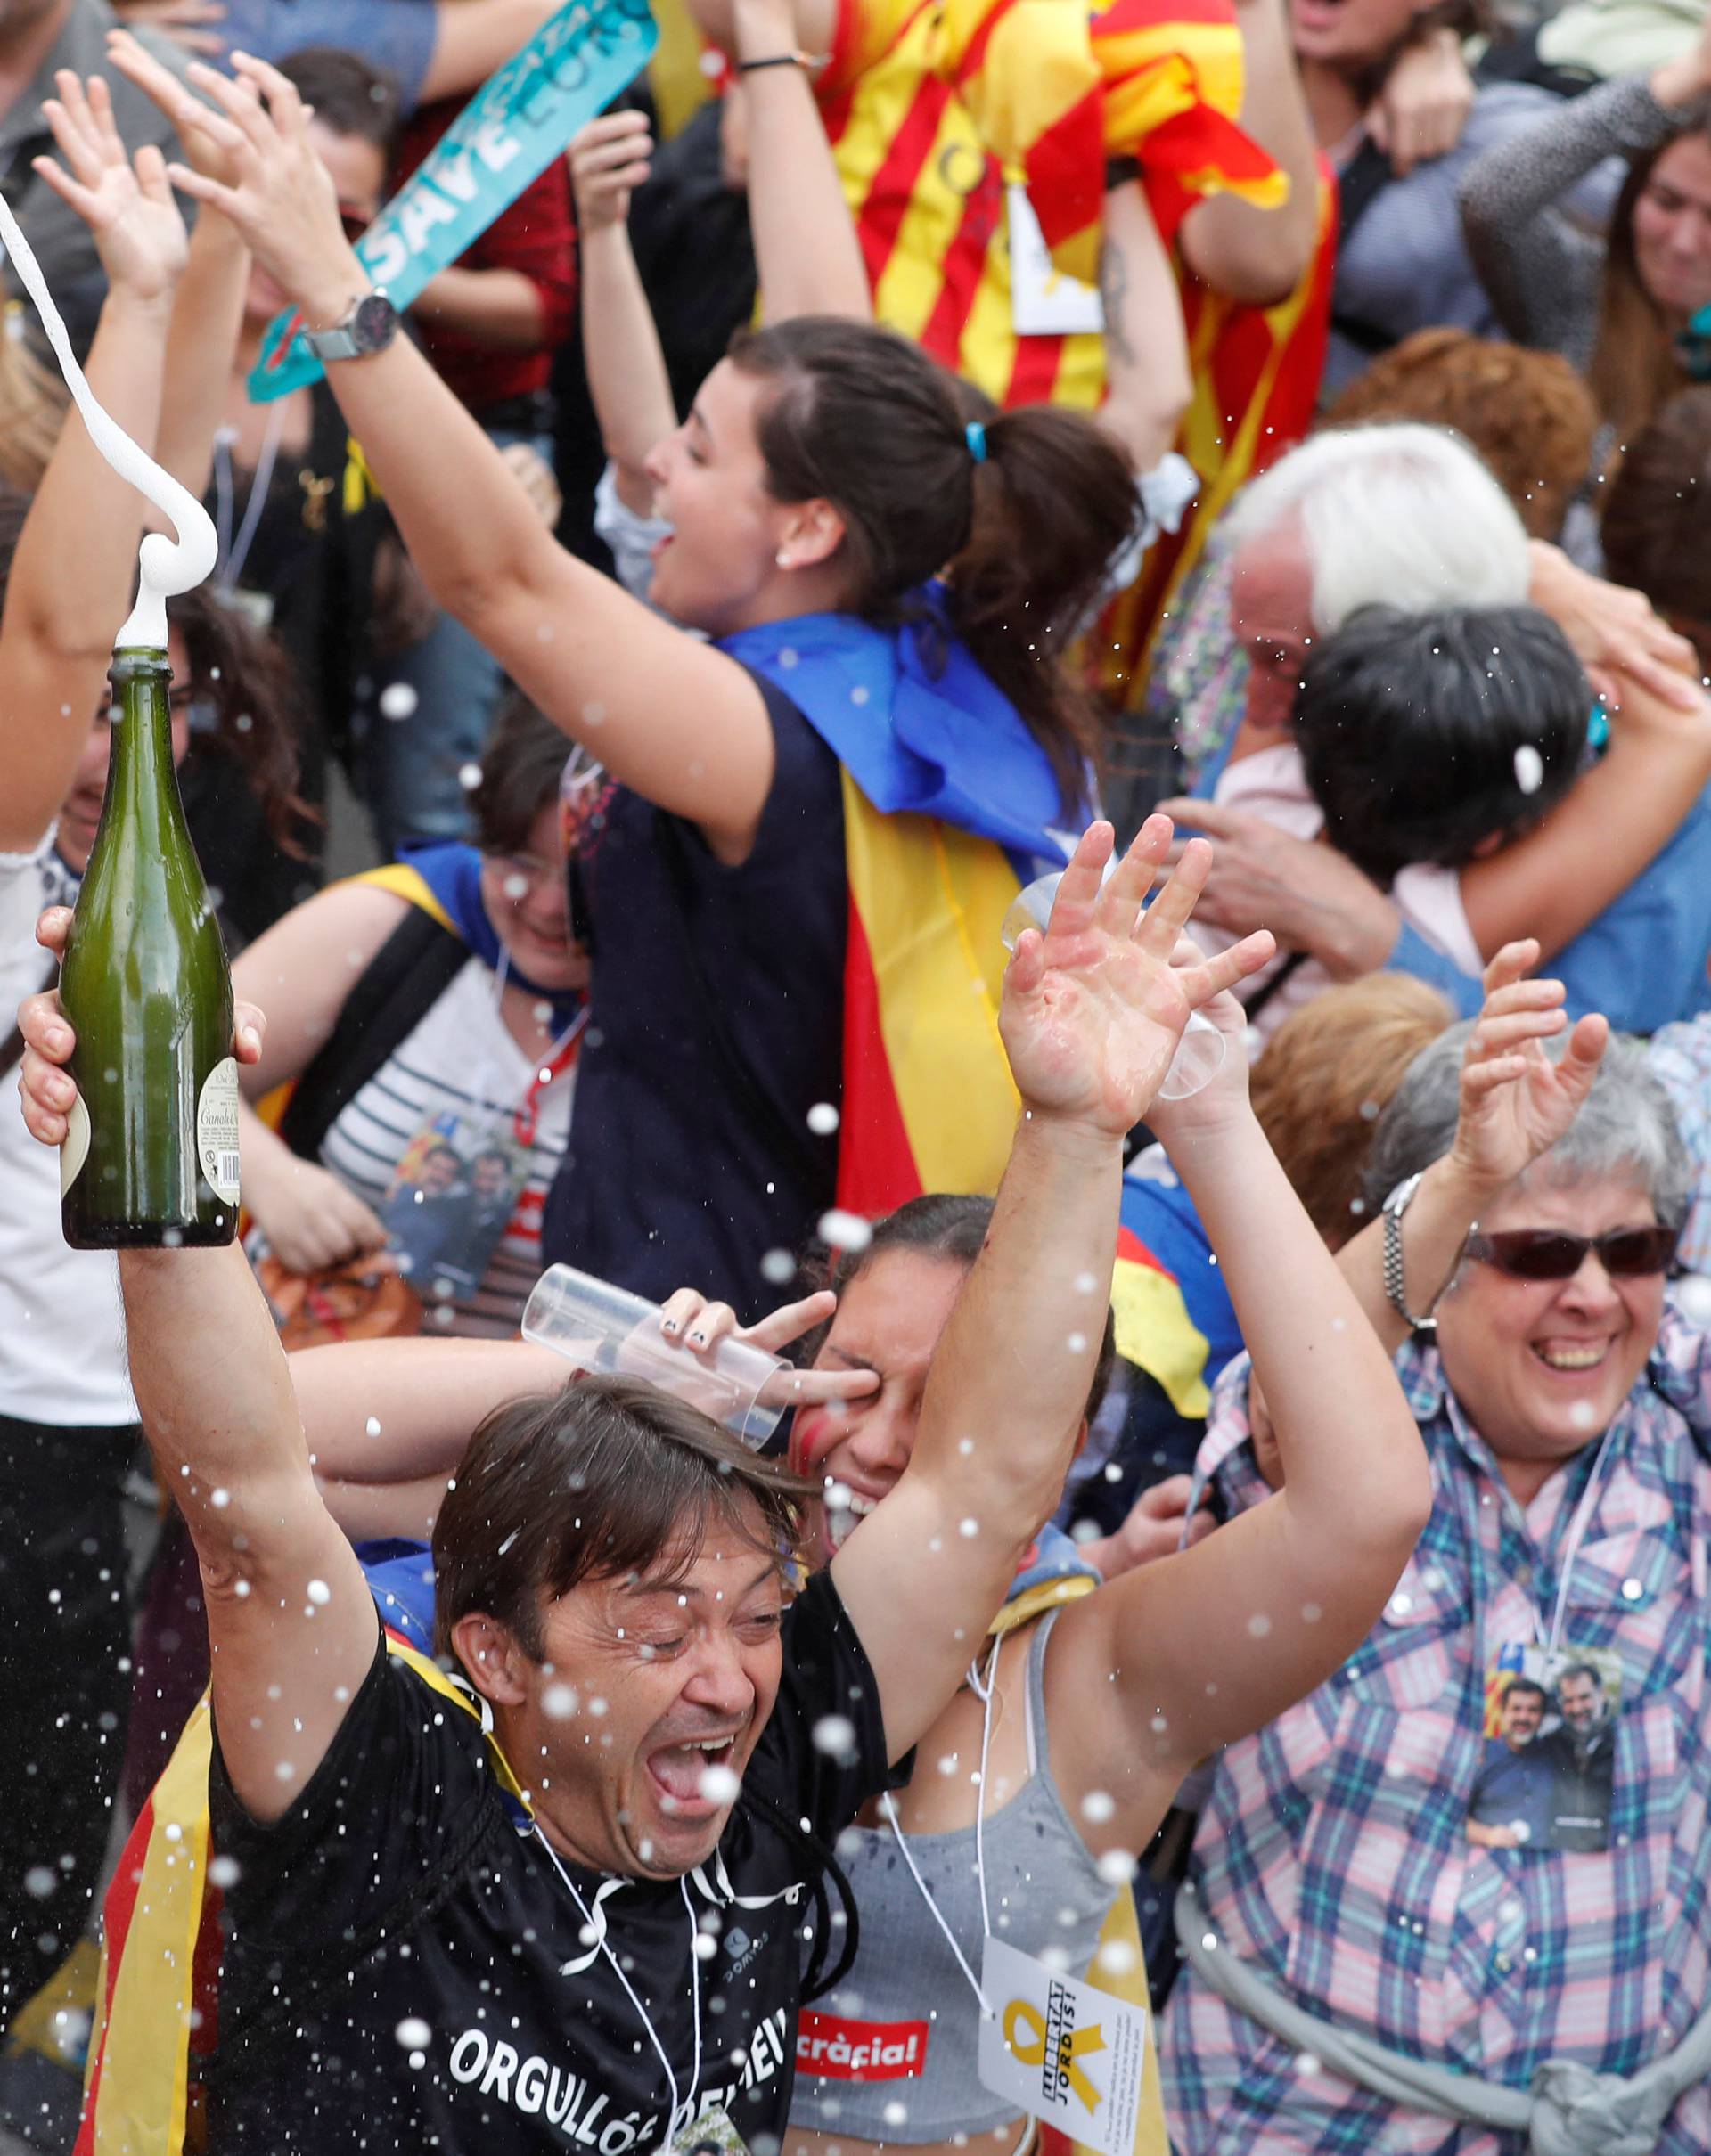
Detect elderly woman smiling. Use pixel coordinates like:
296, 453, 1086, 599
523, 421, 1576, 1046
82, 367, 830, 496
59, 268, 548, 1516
1161, 940, 1711, 2156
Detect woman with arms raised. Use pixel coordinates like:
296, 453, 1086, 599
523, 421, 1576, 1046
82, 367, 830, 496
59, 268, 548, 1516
115, 37, 1139, 1312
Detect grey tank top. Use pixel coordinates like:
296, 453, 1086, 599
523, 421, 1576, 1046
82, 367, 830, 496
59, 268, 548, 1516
790, 1607, 1113, 2143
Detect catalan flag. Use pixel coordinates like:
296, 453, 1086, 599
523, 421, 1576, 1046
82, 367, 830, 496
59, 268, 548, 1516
1113, 1149, 1245, 1419
721, 592, 1074, 1216
817, 0, 1282, 412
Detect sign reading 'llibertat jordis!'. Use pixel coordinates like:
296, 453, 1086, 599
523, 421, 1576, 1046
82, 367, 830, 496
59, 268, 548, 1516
976, 1937, 1150, 2156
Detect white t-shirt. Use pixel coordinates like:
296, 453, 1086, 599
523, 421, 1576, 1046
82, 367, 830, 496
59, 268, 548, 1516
1198, 742, 1483, 1046
0, 834, 137, 1426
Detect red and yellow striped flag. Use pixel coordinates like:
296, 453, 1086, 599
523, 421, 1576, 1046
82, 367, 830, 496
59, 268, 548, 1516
74, 1634, 512, 2156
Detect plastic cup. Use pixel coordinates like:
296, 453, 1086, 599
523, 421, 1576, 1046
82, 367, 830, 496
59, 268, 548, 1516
999, 872, 1228, 1104
522, 1264, 788, 1447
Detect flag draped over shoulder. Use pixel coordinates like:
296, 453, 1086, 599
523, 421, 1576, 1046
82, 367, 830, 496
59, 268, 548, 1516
74, 1631, 512, 2156
720, 595, 1075, 1217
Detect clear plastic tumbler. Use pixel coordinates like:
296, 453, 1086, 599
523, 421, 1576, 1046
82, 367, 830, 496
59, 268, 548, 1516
522, 1264, 789, 1447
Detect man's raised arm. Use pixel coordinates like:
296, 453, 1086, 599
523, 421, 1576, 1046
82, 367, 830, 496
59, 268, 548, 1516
830, 817, 1273, 1760
119, 1243, 378, 1817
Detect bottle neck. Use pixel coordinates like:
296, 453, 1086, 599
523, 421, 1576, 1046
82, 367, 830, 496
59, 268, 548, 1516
105, 647, 183, 846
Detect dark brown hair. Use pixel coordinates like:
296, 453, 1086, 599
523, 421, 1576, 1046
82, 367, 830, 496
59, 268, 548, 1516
433, 1375, 814, 1664
172, 580, 313, 853
1588, 128, 1710, 446
1600, 384, 1711, 655
1321, 328, 1596, 540
470, 690, 574, 855
808, 1192, 1118, 1428
1249, 973, 1453, 1248
725, 318, 1135, 814
278, 45, 403, 156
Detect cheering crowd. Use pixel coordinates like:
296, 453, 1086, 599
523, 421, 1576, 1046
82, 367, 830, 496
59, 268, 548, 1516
7, 0, 1711, 2148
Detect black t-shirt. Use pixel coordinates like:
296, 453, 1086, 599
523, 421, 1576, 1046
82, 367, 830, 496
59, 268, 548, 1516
204, 1571, 889, 2154
539, 674, 846, 1314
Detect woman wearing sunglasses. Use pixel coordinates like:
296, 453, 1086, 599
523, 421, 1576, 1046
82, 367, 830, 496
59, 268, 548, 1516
1159, 938, 1711, 2153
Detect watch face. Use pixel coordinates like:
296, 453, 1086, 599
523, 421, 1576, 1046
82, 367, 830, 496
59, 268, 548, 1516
352, 291, 397, 354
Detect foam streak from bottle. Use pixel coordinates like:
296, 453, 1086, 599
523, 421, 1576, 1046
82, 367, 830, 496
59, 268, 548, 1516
0, 198, 216, 648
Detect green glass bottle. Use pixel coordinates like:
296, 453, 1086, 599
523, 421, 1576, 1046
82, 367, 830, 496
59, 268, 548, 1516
59, 646, 238, 1249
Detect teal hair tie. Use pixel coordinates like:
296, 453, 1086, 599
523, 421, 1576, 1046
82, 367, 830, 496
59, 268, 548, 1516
965, 420, 987, 463
1588, 698, 1610, 750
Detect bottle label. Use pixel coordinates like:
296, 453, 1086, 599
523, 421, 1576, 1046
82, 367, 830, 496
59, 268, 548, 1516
197, 1057, 241, 1204
60, 1092, 91, 1197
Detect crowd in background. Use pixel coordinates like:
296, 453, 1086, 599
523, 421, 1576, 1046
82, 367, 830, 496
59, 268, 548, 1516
6, 0, 1711, 2146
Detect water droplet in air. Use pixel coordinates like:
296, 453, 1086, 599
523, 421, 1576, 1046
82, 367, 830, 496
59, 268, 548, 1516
813, 1714, 856, 1761
806, 1101, 839, 1135
1096, 1847, 1137, 1885
457, 763, 483, 791
396, 2017, 431, 2050
1513, 744, 1543, 795
818, 1208, 872, 1253
379, 682, 418, 721
1081, 1790, 1115, 1824
700, 1761, 741, 1805
306, 1578, 331, 1605
759, 1247, 795, 1286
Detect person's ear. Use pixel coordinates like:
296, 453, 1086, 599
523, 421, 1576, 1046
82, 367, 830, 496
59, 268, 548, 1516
450, 1612, 532, 1709
1069, 1415, 1093, 1462
774, 496, 846, 574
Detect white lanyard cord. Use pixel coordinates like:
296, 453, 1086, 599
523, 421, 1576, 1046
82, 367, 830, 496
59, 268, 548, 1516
214, 399, 286, 592
1535, 1423, 1618, 1666
880, 1637, 1003, 2020
534, 1831, 703, 2133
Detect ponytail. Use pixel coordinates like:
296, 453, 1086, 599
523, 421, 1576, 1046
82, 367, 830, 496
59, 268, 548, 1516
945, 401, 1135, 812
728, 318, 1135, 816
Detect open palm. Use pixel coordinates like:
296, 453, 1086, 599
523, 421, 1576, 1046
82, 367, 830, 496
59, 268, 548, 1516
33, 69, 186, 299
998, 818, 1274, 1137
1450, 942, 1609, 1193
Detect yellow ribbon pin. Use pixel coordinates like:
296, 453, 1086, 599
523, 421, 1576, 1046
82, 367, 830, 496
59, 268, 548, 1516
1003, 1997, 1107, 2113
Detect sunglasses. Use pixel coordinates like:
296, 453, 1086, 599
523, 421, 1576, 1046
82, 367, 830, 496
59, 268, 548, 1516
1463, 1225, 1679, 1281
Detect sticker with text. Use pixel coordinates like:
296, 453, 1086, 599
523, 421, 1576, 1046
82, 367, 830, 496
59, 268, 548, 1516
977, 1936, 1148, 2156
797, 2010, 929, 2081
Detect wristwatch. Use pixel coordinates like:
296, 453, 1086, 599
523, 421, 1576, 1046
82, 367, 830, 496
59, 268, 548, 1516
1381, 1172, 1450, 1335
302, 289, 399, 363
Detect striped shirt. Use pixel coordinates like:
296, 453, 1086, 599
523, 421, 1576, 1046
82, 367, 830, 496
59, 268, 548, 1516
1160, 1308, 1711, 2155
317, 956, 576, 1339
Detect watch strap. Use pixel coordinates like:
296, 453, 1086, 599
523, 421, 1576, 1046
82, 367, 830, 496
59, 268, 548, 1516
1382, 1199, 1437, 1335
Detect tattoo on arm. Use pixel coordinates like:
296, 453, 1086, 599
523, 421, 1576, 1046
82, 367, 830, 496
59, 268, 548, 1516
1099, 238, 1136, 369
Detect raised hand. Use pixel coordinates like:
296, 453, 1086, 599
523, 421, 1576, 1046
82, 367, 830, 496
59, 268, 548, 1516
999, 816, 1273, 1137
569, 110, 653, 235
105, 29, 242, 187
657, 1286, 881, 1410
143, 50, 359, 326
1447, 939, 1609, 1196
31, 69, 187, 301
17, 906, 266, 1147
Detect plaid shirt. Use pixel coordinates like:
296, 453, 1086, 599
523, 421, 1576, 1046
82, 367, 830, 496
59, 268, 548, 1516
1159, 1309, 1711, 2156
